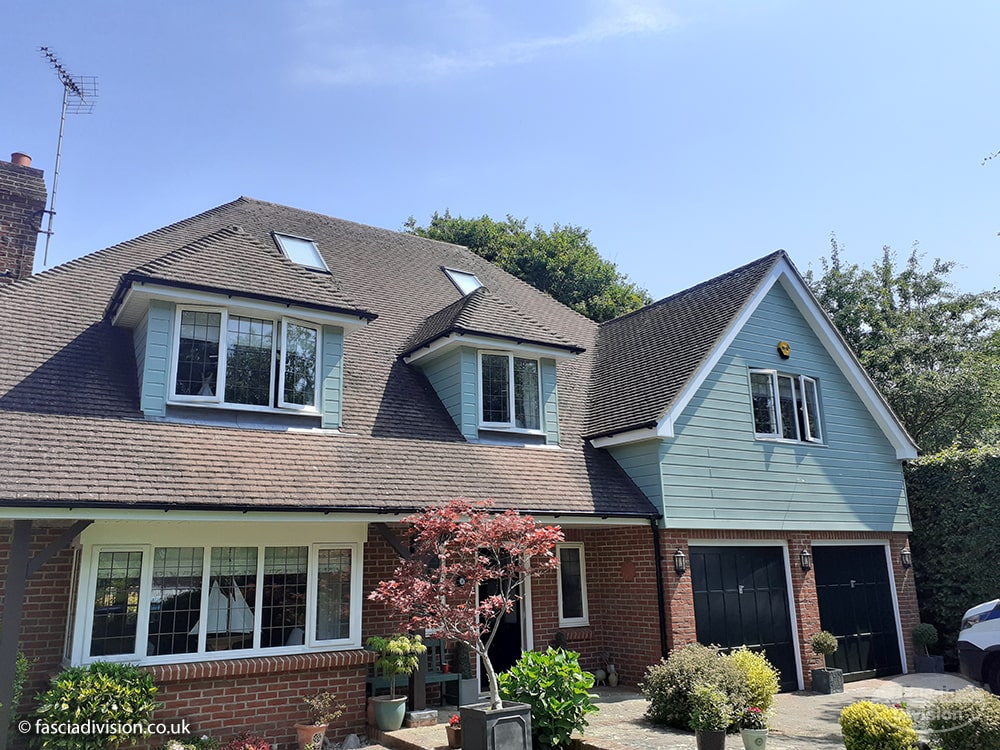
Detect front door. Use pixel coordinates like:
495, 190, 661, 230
478, 578, 523, 688
691, 545, 799, 691
814, 545, 902, 680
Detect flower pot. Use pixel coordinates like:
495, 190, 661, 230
607, 670, 619, 687
372, 695, 408, 732
811, 667, 844, 694
446, 724, 463, 748
696, 728, 727, 750
459, 701, 532, 750
294, 723, 329, 750
915, 654, 945, 673
740, 727, 768, 749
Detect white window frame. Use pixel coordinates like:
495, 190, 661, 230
443, 267, 483, 296
169, 306, 322, 414
74, 533, 364, 666
477, 351, 544, 434
749, 369, 823, 444
556, 543, 589, 627
273, 233, 329, 272
277, 317, 321, 412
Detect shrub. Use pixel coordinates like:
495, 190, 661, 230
365, 633, 427, 699
301, 691, 346, 725
640, 643, 751, 730
927, 686, 1000, 750
3, 651, 30, 722
839, 701, 918, 750
498, 647, 598, 750
219, 734, 270, 750
725, 646, 779, 714
160, 737, 220, 750
35, 661, 158, 750
912, 623, 939, 655
811, 631, 839, 658
689, 685, 732, 732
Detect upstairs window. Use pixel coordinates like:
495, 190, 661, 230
171, 306, 320, 412
750, 369, 822, 443
479, 352, 541, 431
274, 233, 328, 272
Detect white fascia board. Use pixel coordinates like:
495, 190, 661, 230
589, 426, 659, 449
529, 515, 653, 527
112, 283, 370, 332
404, 333, 579, 365
649, 257, 916, 460
0, 507, 409, 523
775, 270, 917, 460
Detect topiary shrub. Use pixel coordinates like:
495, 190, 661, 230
724, 647, 780, 715
912, 623, 939, 655
498, 647, 598, 750
35, 661, 158, 750
839, 701, 918, 750
811, 630, 839, 659
927, 686, 1000, 750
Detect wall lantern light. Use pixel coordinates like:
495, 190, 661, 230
800, 547, 812, 571
900, 548, 912, 569
673, 549, 687, 576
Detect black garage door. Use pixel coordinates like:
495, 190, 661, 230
691, 546, 799, 691
814, 545, 902, 681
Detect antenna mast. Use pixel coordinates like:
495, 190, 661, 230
39, 47, 97, 265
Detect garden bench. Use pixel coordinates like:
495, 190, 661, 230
366, 638, 464, 706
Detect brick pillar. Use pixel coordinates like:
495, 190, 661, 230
890, 532, 920, 672
788, 533, 822, 689
659, 532, 696, 651
0, 153, 47, 284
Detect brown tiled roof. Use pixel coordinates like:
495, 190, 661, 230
0, 197, 656, 518
402, 287, 584, 358
588, 251, 784, 438
108, 225, 374, 320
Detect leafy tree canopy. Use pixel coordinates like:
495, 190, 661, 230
806, 235, 1000, 452
404, 211, 652, 322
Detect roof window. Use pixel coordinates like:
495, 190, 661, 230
444, 267, 483, 295
274, 233, 328, 271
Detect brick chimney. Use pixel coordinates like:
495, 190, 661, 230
0, 152, 48, 284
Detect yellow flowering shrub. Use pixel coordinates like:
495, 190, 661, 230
839, 701, 918, 750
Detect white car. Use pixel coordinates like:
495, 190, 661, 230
958, 599, 1000, 695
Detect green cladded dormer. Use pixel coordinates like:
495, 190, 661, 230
401, 286, 583, 446
106, 225, 375, 429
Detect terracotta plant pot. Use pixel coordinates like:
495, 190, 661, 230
294, 723, 328, 750
446, 723, 462, 748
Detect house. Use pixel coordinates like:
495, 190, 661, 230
0, 152, 919, 747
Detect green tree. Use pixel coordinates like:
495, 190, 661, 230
404, 211, 651, 322
806, 235, 1000, 452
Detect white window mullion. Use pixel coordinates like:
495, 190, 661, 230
216, 310, 230, 403
507, 354, 516, 428
770, 372, 783, 437
306, 544, 319, 647
252, 545, 264, 650
196, 547, 210, 654
135, 544, 154, 659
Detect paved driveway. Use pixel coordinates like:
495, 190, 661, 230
381, 672, 974, 750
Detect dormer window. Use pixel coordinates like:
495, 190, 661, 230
443, 267, 483, 296
750, 369, 822, 443
274, 233, 328, 272
479, 352, 541, 431
171, 306, 320, 412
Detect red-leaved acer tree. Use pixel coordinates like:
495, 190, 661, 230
369, 499, 564, 709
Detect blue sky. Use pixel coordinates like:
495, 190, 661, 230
4, 1, 999, 299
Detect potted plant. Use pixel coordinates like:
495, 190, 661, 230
446, 713, 462, 749
294, 691, 346, 750
913, 623, 944, 673
366, 633, 427, 731
689, 684, 731, 750
219, 734, 271, 750
810, 631, 844, 694
370, 498, 564, 750
738, 706, 769, 750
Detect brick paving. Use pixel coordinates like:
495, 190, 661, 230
376, 673, 973, 750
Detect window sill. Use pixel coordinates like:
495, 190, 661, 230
478, 425, 546, 436
141, 648, 374, 684
555, 625, 593, 640
753, 435, 826, 447
167, 399, 320, 416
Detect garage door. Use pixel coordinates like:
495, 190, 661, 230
814, 545, 902, 681
691, 546, 799, 691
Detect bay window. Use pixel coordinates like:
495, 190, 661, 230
171, 306, 320, 412
479, 352, 541, 431
77, 532, 362, 664
749, 369, 823, 443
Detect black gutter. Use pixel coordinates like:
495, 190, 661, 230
650, 517, 669, 659
401, 325, 586, 359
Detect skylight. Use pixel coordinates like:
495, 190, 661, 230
444, 267, 483, 296
274, 233, 328, 271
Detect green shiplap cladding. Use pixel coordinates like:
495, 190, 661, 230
421, 347, 479, 441
139, 299, 174, 417
541, 358, 559, 445
614, 281, 910, 533
321, 325, 345, 429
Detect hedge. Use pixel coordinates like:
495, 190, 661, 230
905, 445, 1000, 664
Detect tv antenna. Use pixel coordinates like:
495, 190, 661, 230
39, 47, 98, 265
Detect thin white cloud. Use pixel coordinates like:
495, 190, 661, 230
292, 0, 677, 86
